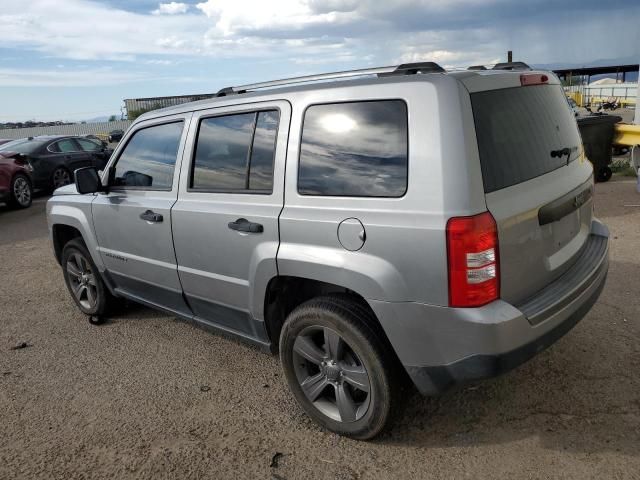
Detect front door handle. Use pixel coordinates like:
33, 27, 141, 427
228, 218, 263, 233
140, 210, 163, 223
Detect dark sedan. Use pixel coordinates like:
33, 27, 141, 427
0, 136, 113, 192
108, 129, 124, 143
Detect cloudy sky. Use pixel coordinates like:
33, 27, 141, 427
0, 0, 638, 121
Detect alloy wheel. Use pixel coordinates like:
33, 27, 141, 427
292, 326, 371, 423
13, 177, 31, 207
66, 253, 98, 310
53, 168, 71, 189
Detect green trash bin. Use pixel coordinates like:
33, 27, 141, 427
577, 114, 622, 182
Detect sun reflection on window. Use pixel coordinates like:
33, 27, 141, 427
319, 113, 357, 134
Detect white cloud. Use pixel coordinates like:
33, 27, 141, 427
152, 2, 189, 15
145, 59, 174, 65
195, 0, 358, 36
0, 67, 145, 87
0, 2, 207, 60
0, 0, 638, 80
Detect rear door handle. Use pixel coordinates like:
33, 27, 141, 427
140, 210, 163, 223
228, 218, 263, 233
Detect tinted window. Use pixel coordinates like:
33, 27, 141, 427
298, 101, 408, 197
471, 85, 583, 193
192, 113, 254, 190
0, 138, 49, 154
113, 121, 183, 189
191, 110, 279, 192
249, 111, 278, 190
55, 139, 78, 153
76, 138, 101, 152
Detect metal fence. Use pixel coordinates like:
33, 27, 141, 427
565, 83, 638, 107
0, 120, 133, 140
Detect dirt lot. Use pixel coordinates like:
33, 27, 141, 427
1, 178, 639, 480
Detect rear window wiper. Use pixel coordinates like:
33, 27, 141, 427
550, 146, 578, 165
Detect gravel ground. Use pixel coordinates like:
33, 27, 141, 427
1, 178, 639, 480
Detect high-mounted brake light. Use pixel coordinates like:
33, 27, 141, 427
446, 212, 499, 308
520, 73, 549, 86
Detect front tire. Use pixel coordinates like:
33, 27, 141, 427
61, 238, 114, 320
9, 174, 32, 209
279, 295, 400, 440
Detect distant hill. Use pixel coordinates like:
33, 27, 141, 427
83, 115, 120, 123
0, 120, 73, 130
533, 55, 639, 71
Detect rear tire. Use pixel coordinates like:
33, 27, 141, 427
279, 295, 400, 440
61, 238, 116, 322
51, 167, 72, 191
9, 174, 32, 209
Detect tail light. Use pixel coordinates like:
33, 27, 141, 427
446, 211, 499, 307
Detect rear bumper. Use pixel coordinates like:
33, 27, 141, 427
368, 219, 609, 395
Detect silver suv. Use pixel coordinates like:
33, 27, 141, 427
47, 62, 609, 439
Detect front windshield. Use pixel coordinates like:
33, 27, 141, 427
0, 138, 48, 154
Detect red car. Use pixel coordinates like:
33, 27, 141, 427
0, 149, 34, 208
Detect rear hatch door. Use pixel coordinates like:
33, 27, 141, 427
468, 76, 594, 305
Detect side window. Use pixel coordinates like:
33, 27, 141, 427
191, 110, 279, 193
76, 138, 101, 152
298, 100, 408, 197
249, 111, 278, 190
55, 139, 78, 153
48, 142, 61, 153
113, 121, 184, 189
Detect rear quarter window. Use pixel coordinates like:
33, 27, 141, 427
298, 100, 408, 197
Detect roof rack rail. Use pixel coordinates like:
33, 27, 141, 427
492, 61, 531, 71
467, 65, 488, 70
215, 61, 445, 97
378, 62, 445, 77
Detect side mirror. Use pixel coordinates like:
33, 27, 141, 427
75, 167, 102, 194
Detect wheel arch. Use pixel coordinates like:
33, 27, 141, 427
49, 202, 102, 269
12, 170, 32, 185
52, 224, 83, 265
262, 275, 391, 353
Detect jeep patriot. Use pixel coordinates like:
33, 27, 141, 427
47, 61, 609, 439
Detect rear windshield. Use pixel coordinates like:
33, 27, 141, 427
0, 138, 48, 154
471, 84, 582, 193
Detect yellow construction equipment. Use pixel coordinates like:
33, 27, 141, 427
614, 123, 640, 175
613, 123, 640, 147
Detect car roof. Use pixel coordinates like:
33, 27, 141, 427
135, 64, 555, 122
23, 135, 84, 141
27, 135, 69, 141
137, 74, 435, 121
